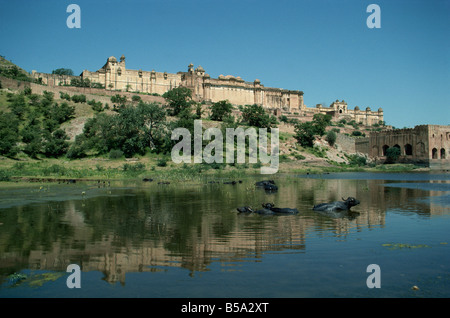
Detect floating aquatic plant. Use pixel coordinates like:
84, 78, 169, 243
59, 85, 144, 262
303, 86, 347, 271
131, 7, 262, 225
382, 243, 430, 250
6, 271, 65, 288
7, 272, 27, 286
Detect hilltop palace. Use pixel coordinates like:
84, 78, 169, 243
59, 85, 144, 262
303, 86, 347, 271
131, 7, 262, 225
32, 54, 384, 126
23, 54, 449, 169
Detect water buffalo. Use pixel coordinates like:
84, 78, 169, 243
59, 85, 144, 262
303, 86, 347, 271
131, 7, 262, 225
259, 203, 299, 214
237, 203, 299, 215
255, 180, 278, 192
236, 206, 254, 213
312, 197, 360, 212
224, 180, 242, 185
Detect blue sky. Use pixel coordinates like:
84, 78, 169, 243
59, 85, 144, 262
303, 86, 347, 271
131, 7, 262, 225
0, 0, 449, 128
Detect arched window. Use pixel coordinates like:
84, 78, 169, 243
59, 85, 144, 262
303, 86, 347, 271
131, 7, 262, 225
382, 145, 389, 156
405, 144, 413, 156
432, 148, 438, 159
441, 148, 446, 159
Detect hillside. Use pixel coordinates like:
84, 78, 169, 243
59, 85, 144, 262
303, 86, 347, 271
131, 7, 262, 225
0, 55, 31, 81
0, 59, 404, 180
0, 87, 374, 171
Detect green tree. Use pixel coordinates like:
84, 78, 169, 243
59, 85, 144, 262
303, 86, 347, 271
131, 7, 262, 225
162, 87, 194, 116
0, 65, 30, 81
74, 102, 170, 157
43, 129, 69, 157
8, 93, 28, 120
137, 102, 168, 151
294, 114, 332, 148
71, 94, 86, 103
312, 113, 332, 136
0, 112, 20, 156
241, 104, 278, 129
28, 94, 41, 107
111, 94, 127, 109
50, 102, 75, 124
21, 114, 43, 158
52, 68, 74, 76
386, 147, 400, 163
37, 91, 54, 116
70, 78, 90, 87
81, 113, 117, 154
294, 121, 316, 147
194, 102, 203, 119
21, 115, 41, 144
23, 139, 42, 158
132, 95, 142, 103
210, 100, 233, 121
66, 135, 88, 159
326, 130, 337, 146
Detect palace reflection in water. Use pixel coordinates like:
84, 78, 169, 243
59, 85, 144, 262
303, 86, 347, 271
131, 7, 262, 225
0, 173, 448, 285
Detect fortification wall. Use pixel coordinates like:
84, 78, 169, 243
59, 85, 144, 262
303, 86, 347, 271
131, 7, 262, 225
335, 133, 356, 153
31, 72, 78, 86
355, 137, 370, 154
0, 76, 30, 92
28, 83, 166, 106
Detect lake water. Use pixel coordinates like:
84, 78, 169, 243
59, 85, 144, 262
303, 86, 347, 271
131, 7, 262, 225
0, 172, 449, 298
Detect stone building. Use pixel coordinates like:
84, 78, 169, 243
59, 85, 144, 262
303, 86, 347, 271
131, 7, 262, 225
359, 125, 450, 169
31, 54, 384, 124
77, 55, 304, 111
313, 100, 384, 126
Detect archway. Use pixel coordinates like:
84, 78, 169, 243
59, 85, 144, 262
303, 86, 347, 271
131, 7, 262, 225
405, 144, 413, 156
382, 145, 389, 156
441, 148, 446, 159
432, 148, 438, 159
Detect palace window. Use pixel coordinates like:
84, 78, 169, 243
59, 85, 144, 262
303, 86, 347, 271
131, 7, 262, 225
432, 148, 438, 159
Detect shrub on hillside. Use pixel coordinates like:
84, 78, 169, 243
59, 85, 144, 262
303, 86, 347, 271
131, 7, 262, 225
71, 94, 86, 103
326, 130, 337, 146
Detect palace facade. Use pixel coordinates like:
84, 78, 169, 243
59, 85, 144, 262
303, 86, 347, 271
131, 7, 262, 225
31, 54, 384, 125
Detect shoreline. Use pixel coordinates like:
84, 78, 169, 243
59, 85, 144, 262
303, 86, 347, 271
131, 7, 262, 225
0, 155, 433, 186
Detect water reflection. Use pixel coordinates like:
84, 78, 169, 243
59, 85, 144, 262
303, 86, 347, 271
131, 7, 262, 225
0, 173, 449, 286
